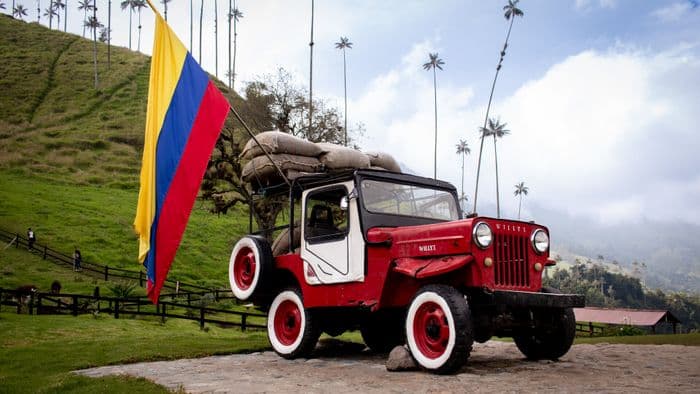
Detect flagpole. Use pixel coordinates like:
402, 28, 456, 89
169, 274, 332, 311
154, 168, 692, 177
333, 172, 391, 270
229, 107, 292, 187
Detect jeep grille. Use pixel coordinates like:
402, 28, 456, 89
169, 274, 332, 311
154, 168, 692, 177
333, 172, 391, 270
493, 233, 530, 288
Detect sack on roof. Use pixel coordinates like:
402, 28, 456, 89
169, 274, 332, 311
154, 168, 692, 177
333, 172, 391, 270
317, 142, 371, 170
365, 151, 401, 173
241, 131, 323, 159
241, 154, 324, 183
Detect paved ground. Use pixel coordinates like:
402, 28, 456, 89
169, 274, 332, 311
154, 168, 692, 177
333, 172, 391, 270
76, 340, 700, 393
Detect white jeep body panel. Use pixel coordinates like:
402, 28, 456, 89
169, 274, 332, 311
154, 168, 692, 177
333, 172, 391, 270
301, 180, 365, 285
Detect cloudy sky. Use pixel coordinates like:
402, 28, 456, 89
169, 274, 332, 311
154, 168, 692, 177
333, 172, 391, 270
26, 0, 700, 226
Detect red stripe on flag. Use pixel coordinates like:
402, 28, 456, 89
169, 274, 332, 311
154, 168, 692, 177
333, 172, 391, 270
149, 82, 229, 302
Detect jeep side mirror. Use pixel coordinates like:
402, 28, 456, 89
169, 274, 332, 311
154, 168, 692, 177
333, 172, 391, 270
340, 196, 349, 211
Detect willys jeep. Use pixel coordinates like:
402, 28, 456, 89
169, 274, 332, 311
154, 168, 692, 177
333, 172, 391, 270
228, 169, 584, 373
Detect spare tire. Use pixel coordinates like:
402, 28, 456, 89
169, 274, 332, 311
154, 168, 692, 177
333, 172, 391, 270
228, 236, 273, 301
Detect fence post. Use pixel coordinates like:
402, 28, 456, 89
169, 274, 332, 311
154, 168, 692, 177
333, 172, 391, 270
241, 314, 247, 332
114, 299, 119, 319
187, 292, 191, 306
105, 266, 109, 281
215, 290, 219, 302
15, 234, 19, 248
161, 302, 166, 323
139, 271, 144, 287
37, 294, 42, 315
43, 245, 47, 260
72, 295, 78, 316
29, 292, 35, 315
199, 307, 205, 329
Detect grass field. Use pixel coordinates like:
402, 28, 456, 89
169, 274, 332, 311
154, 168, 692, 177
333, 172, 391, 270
574, 332, 700, 346
0, 312, 270, 393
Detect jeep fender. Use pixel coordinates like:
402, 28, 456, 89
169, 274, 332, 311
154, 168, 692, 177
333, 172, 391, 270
392, 254, 473, 279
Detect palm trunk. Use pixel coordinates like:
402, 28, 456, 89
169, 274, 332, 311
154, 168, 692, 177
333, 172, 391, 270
190, 0, 193, 52
164, 0, 167, 21
214, 0, 218, 78
432, 67, 438, 180
37, 1, 40, 23
82, 7, 86, 37
473, 15, 516, 214
493, 135, 500, 218
137, 8, 142, 52
461, 152, 465, 208
308, 0, 315, 135
232, 1, 238, 90
63, 0, 66, 32
198, 0, 203, 63
92, 4, 98, 89
107, 0, 111, 69
518, 194, 522, 219
227, 0, 232, 88
343, 47, 348, 146
48, 0, 53, 29
128, 8, 132, 50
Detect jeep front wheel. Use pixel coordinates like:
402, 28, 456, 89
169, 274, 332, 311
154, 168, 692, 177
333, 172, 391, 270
513, 307, 576, 360
267, 289, 319, 359
405, 285, 473, 374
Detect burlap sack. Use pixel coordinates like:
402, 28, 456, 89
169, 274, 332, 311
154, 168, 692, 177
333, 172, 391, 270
241, 154, 323, 183
241, 131, 323, 159
365, 151, 401, 173
271, 225, 301, 256
317, 142, 371, 169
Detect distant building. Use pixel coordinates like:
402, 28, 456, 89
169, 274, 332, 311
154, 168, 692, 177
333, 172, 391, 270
574, 307, 681, 335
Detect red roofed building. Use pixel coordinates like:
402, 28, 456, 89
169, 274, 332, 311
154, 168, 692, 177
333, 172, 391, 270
574, 307, 681, 335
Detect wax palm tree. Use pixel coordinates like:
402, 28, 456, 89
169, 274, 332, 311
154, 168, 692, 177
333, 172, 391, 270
198, 0, 203, 62
480, 117, 510, 218
308, 0, 315, 134
473, 0, 524, 214
335, 36, 353, 146
36, 0, 39, 22
214, 0, 218, 78
227, 0, 232, 87
107, 0, 112, 68
0, 2, 5, 11
161, 0, 170, 21
13, 4, 28, 19
423, 52, 445, 180
43, 5, 56, 27
135, 0, 145, 52
459, 194, 469, 216
230, 5, 242, 90
52, 0, 63, 28
61, 0, 67, 31
456, 139, 470, 212
514, 181, 528, 220
84, 14, 102, 88
78, 0, 93, 37
120, 0, 134, 50
189, 0, 193, 51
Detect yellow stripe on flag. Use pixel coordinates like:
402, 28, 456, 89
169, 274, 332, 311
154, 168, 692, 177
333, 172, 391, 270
134, 15, 189, 263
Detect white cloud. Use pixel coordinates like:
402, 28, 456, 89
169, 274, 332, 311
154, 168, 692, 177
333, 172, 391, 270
651, 2, 693, 23
351, 42, 700, 225
575, 0, 618, 12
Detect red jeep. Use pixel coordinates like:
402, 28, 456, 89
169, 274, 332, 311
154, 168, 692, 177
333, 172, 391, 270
229, 169, 584, 373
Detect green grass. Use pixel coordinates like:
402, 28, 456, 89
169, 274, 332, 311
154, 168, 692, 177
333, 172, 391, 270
0, 170, 250, 289
574, 332, 700, 346
0, 312, 269, 393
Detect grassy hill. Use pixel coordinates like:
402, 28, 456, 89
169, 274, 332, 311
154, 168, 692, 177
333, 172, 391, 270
0, 15, 250, 290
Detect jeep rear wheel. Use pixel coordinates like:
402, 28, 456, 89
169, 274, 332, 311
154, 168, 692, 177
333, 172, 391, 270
228, 236, 272, 301
267, 289, 319, 359
513, 288, 576, 360
405, 285, 473, 374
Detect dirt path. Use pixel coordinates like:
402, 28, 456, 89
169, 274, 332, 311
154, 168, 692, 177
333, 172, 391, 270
76, 340, 700, 393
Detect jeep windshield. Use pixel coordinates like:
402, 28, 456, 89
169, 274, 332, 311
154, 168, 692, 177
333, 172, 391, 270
360, 179, 459, 221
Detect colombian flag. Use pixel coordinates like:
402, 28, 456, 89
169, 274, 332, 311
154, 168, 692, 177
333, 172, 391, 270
134, 13, 230, 303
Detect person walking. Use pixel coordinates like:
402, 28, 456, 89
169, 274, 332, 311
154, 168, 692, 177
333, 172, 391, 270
27, 228, 36, 250
73, 248, 82, 271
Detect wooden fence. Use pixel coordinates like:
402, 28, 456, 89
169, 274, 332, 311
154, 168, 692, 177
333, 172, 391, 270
576, 322, 605, 337
0, 287, 266, 331
0, 228, 223, 298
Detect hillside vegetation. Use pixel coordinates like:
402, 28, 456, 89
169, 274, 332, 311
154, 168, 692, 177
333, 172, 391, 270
0, 15, 252, 289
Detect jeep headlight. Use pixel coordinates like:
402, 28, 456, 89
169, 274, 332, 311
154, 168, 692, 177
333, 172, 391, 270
473, 222, 492, 249
531, 229, 549, 254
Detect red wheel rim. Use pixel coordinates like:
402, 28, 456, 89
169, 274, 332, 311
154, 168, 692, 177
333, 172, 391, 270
274, 299, 302, 346
233, 247, 256, 290
413, 301, 450, 359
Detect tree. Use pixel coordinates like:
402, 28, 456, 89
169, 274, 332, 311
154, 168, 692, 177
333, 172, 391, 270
455, 139, 470, 213
84, 14, 102, 89
13, 3, 28, 19
78, 0, 94, 37
473, 0, 524, 214
480, 117, 510, 218
135, 0, 145, 52
35, 0, 39, 23
214, 0, 218, 78
107, 0, 112, 68
0, 2, 5, 11
513, 181, 528, 220
99, 26, 110, 42
308, 0, 315, 137
335, 36, 353, 146
120, 0, 135, 50
189, 0, 193, 51
229, 5, 243, 90
43, 5, 57, 27
52, 0, 63, 28
198, 0, 203, 63
62, 0, 67, 31
422, 53, 444, 180
161, 0, 170, 21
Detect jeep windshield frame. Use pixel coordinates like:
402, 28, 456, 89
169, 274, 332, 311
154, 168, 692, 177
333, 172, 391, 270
355, 170, 461, 235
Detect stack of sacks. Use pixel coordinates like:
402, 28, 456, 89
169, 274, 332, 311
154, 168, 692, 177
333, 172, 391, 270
240, 131, 402, 187
241, 131, 324, 185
